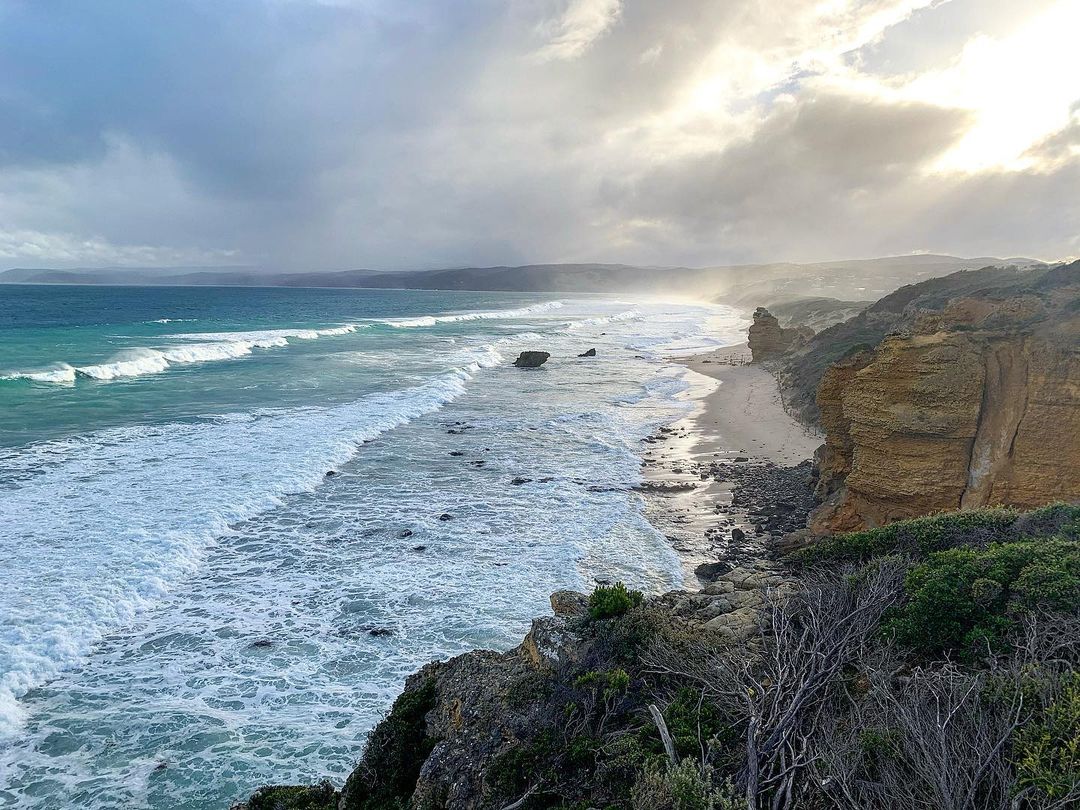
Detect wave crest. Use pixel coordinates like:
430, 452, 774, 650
376, 301, 564, 328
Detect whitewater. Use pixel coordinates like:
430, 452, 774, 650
0, 284, 745, 809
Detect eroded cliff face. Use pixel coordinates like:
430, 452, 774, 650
748, 307, 811, 362
809, 276, 1080, 533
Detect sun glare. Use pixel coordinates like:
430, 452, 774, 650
920, 0, 1080, 172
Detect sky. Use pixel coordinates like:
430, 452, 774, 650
0, 0, 1078, 271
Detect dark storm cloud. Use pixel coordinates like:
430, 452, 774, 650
0, 0, 1076, 268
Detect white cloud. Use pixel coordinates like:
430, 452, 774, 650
0, 228, 238, 267
534, 0, 623, 62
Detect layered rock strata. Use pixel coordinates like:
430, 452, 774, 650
809, 264, 1080, 533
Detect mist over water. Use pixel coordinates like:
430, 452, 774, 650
0, 285, 744, 808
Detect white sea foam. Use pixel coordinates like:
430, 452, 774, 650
2, 330, 331, 384
0, 344, 501, 739
171, 324, 360, 341
376, 300, 564, 328
1, 364, 78, 384
146, 318, 197, 324
566, 309, 642, 329
72, 338, 291, 380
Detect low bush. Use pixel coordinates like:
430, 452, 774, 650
630, 758, 738, 810
589, 582, 644, 620
884, 539, 1080, 656
790, 504, 1080, 566
246, 781, 338, 810
1013, 672, 1080, 803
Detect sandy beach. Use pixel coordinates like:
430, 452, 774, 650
641, 344, 822, 582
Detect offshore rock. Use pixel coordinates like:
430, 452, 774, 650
512, 351, 550, 368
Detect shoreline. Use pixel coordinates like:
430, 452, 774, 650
640, 344, 822, 585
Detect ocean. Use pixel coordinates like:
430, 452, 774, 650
0, 284, 745, 808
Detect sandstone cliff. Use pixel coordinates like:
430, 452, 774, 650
809, 262, 1080, 533
747, 307, 812, 362
776, 264, 1057, 425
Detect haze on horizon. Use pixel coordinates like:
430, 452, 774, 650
1, 0, 1078, 272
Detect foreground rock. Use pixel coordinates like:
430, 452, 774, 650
512, 350, 550, 368
809, 262, 1080, 533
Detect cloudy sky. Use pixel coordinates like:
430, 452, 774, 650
1, 0, 1078, 270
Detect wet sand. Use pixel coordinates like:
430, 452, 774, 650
640, 345, 821, 584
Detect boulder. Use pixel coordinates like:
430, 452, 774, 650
694, 561, 732, 581
549, 590, 589, 618
513, 351, 550, 368
578, 348, 597, 357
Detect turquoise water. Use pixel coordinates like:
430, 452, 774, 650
0, 284, 743, 808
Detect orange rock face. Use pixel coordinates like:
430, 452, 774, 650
808, 282, 1080, 533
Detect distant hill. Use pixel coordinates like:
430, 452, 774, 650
0, 255, 1047, 303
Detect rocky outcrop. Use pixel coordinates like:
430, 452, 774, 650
809, 263, 1080, 534
747, 307, 811, 362
236, 563, 784, 810
776, 263, 1065, 426
512, 351, 550, 368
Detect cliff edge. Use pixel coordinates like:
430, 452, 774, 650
809, 262, 1080, 533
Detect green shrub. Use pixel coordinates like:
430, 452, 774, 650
884, 539, 1080, 655
662, 688, 734, 763
575, 668, 631, 701
588, 582, 644, 620
630, 758, 737, 810
790, 504, 1080, 566
247, 781, 338, 810
1013, 673, 1080, 802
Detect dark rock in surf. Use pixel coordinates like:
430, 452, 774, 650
731, 527, 746, 542
438, 513, 453, 521
325, 470, 338, 477
513, 351, 550, 368
399, 529, 413, 538
578, 348, 597, 357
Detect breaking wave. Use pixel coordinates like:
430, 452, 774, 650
2, 325, 360, 384
375, 301, 564, 328
0, 342, 503, 739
